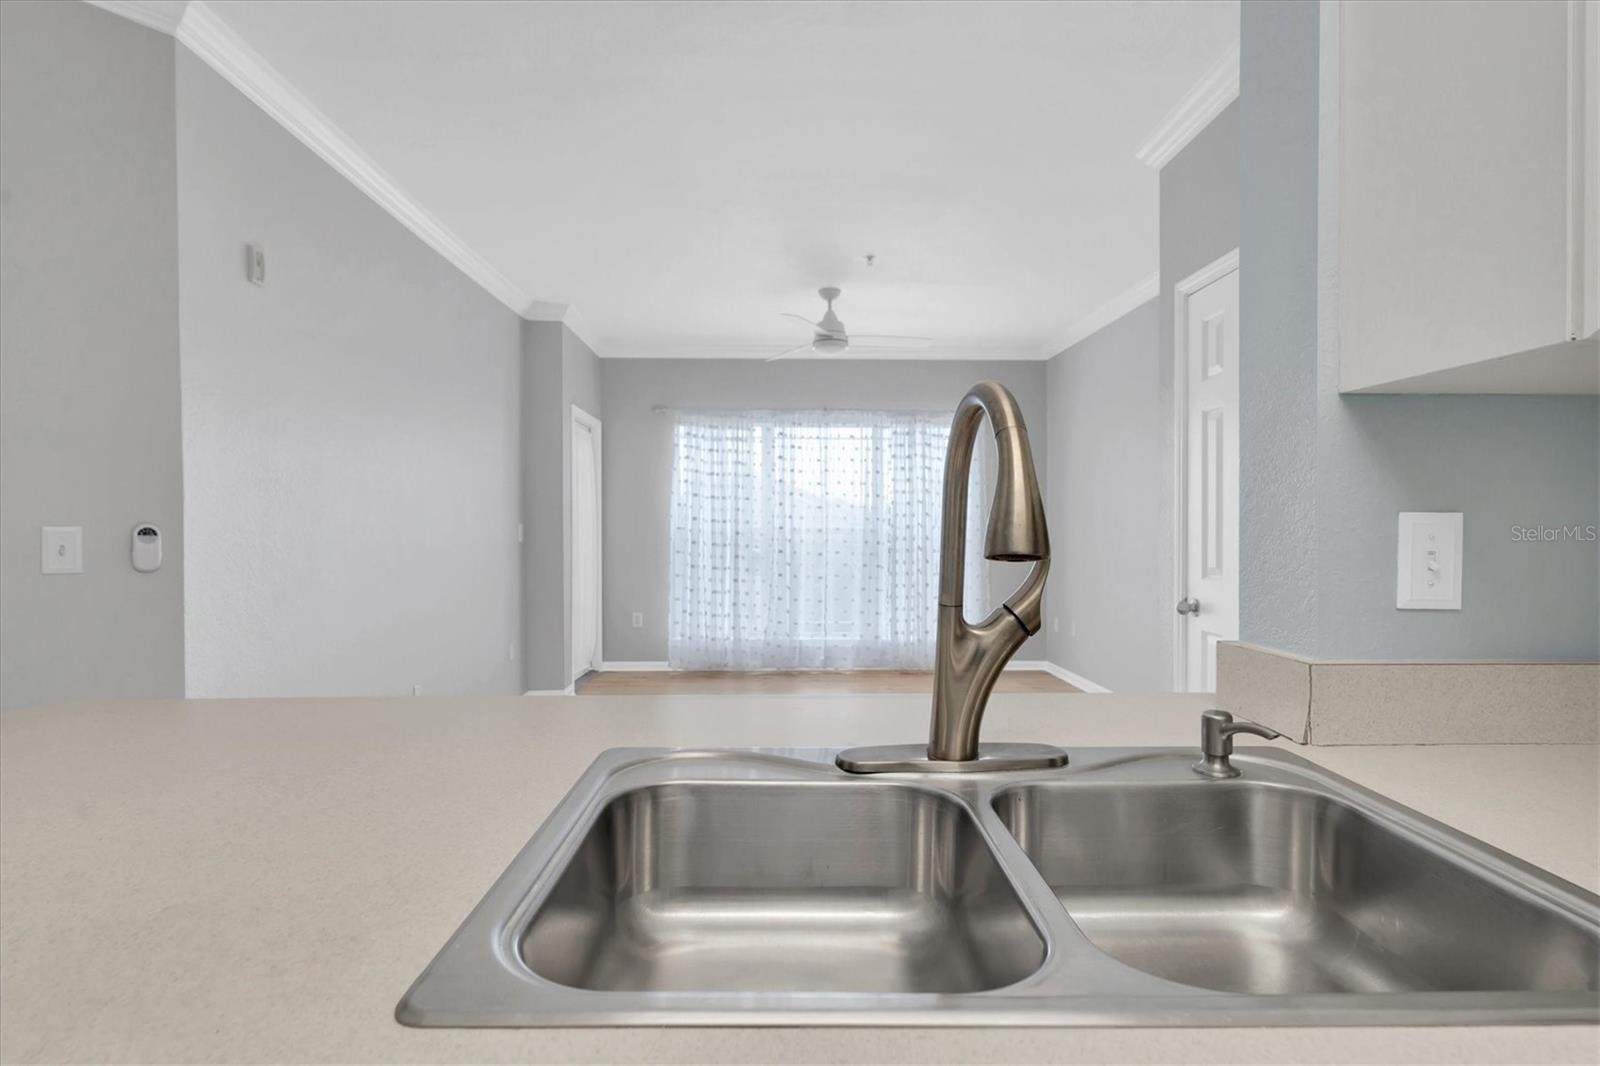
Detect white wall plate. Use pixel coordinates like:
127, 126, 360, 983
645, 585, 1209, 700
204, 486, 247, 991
41, 526, 84, 575
1396, 512, 1464, 610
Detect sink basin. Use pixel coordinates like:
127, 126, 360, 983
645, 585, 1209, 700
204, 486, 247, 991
520, 782, 1044, 993
992, 781, 1598, 996
398, 747, 1600, 1027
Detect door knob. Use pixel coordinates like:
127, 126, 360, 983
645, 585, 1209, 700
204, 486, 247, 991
1176, 597, 1201, 616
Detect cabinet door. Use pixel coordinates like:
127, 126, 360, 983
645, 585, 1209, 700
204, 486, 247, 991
1339, 0, 1574, 392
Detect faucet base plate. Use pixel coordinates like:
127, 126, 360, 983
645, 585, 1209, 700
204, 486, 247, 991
835, 742, 1069, 774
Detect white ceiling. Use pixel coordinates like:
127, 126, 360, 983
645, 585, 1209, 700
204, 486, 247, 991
204, 0, 1239, 358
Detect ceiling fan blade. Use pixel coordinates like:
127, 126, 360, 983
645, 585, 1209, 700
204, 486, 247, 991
848, 334, 933, 349
779, 312, 820, 331
764, 343, 813, 363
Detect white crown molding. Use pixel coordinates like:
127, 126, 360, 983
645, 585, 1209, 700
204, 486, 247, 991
87, 1, 607, 346
1134, 41, 1240, 170
560, 305, 601, 356
1037, 272, 1159, 358
168, 2, 534, 320
523, 301, 571, 323
84, 0, 189, 35
89, 0, 1164, 364
524, 300, 604, 356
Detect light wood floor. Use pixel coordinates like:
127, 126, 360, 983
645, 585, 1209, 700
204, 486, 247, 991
574, 669, 1079, 695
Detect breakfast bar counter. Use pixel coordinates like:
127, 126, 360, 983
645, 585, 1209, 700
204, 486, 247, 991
2, 692, 1596, 1064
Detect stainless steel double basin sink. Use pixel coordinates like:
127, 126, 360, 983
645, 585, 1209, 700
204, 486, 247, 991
398, 747, 1599, 1026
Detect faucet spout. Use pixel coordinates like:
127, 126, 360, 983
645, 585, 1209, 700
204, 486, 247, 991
836, 381, 1065, 774
928, 382, 1051, 762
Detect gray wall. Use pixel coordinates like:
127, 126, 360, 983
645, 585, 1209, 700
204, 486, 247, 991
1038, 101, 1240, 693
0, 2, 185, 710
521, 321, 602, 691
1239, 2, 1322, 658
1315, 395, 1598, 659
1042, 299, 1164, 690
521, 323, 563, 690
1239, 1, 1600, 662
1159, 99, 1242, 685
177, 51, 523, 697
599, 359, 1048, 663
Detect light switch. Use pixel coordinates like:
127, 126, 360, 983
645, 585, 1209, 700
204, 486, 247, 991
1397, 512, 1463, 610
41, 526, 83, 574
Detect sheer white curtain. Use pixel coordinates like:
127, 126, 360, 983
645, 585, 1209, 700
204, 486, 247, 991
668, 409, 989, 670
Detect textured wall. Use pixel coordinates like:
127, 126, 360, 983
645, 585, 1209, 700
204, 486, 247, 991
178, 52, 522, 698
0, 2, 184, 709
1238, 3, 1322, 657
598, 359, 1048, 663
1315, 395, 1598, 660
1239, 1, 1599, 662
1042, 299, 1164, 690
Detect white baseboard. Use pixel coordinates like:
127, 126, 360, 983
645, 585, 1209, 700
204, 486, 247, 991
1009, 660, 1111, 693
588, 659, 1110, 691
523, 686, 575, 696
1053, 665, 1111, 693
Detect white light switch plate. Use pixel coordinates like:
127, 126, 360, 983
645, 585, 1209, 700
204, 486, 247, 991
41, 526, 83, 574
1397, 512, 1463, 610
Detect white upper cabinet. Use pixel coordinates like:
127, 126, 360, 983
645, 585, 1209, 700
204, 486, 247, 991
1337, 0, 1599, 393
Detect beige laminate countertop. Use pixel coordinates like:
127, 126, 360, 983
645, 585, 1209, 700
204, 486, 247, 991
2, 692, 1597, 1064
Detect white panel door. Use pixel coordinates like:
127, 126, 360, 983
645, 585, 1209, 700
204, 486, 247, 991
1180, 264, 1239, 692
570, 411, 601, 681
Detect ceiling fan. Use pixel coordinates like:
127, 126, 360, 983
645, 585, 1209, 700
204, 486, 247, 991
766, 287, 932, 361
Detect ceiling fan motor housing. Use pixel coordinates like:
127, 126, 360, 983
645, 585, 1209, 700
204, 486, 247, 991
815, 286, 846, 338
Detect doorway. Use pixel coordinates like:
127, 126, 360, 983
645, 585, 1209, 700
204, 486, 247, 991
1172, 249, 1240, 692
571, 405, 602, 683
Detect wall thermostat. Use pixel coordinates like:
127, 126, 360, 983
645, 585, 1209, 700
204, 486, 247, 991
132, 524, 162, 573
246, 243, 266, 286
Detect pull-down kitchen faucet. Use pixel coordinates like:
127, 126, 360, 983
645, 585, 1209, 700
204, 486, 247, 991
838, 381, 1068, 773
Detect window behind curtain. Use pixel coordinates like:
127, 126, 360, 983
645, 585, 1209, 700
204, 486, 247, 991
668, 409, 988, 670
